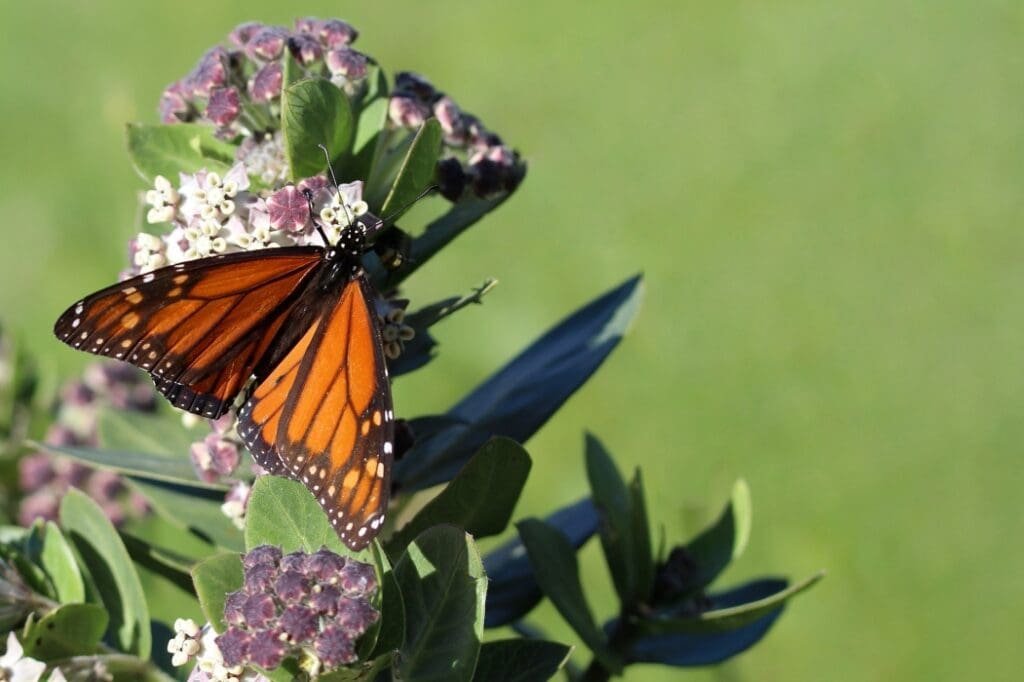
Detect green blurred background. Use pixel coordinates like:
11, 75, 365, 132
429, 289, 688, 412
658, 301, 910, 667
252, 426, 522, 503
2, 2, 1021, 679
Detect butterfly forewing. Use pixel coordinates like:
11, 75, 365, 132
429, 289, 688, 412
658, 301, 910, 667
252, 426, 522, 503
237, 276, 394, 550
53, 248, 322, 418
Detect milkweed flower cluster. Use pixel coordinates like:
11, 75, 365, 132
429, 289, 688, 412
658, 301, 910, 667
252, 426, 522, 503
18, 363, 154, 526
170, 546, 379, 678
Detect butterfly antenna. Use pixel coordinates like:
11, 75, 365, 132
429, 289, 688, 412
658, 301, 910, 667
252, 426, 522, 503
381, 184, 440, 225
318, 143, 355, 227
302, 188, 331, 246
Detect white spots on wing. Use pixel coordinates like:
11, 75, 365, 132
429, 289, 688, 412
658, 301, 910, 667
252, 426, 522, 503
376, 462, 384, 478
357, 527, 367, 537
345, 522, 354, 531
75, 303, 84, 315
71, 318, 80, 328
309, 465, 317, 475
142, 273, 155, 283
80, 331, 88, 339
383, 442, 393, 455
328, 485, 336, 496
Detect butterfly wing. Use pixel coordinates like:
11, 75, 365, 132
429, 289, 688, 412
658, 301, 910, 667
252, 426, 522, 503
53, 248, 323, 418
237, 275, 394, 550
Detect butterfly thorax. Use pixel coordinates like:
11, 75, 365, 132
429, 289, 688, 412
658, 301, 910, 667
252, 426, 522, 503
320, 221, 369, 291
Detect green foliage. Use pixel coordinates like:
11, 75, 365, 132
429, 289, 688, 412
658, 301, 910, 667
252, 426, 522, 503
281, 78, 355, 180
191, 552, 242, 633
126, 123, 235, 182
393, 526, 486, 682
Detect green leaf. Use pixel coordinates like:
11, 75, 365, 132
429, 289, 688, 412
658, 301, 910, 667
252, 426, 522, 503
282, 51, 304, 90
516, 519, 621, 673
682, 479, 753, 595
380, 119, 442, 218
584, 433, 654, 607
192, 552, 244, 633
387, 437, 531, 557
370, 542, 405, 658
244, 475, 355, 556
126, 123, 234, 183
21, 603, 108, 660
40, 521, 84, 603
347, 66, 389, 181
126, 477, 243, 552
33, 409, 223, 489
395, 526, 486, 682
59, 489, 151, 657
472, 639, 572, 682
637, 571, 825, 636
281, 78, 355, 180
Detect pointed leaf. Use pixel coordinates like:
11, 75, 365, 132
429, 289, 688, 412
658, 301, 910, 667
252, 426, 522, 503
639, 571, 823, 635
126, 123, 234, 182
681, 479, 753, 595
517, 519, 620, 673
395, 526, 486, 682
348, 66, 389, 181
472, 639, 572, 682
616, 578, 806, 666
59, 489, 151, 657
281, 78, 355, 180
380, 118, 442, 218
192, 552, 244, 633
21, 603, 108, 660
395, 276, 643, 492
40, 521, 84, 603
483, 498, 599, 628
126, 477, 242, 552
387, 437, 531, 557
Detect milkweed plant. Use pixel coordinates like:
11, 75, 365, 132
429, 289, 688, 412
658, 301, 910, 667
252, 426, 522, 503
0, 17, 822, 682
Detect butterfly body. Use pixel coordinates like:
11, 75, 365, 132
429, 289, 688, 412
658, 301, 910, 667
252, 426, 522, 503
54, 213, 395, 549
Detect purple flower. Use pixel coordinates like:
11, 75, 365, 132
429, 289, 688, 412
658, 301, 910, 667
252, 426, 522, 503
190, 433, 241, 482
310, 584, 341, 615
243, 544, 282, 570
244, 564, 278, 594
249, 62, 283, 103
229, 22, 264, 47
206, 87, 241, 127
314, 625, 356, 667
242, 593, 277, 629
288, 33, 322, 65
17, 491, 58, 525
246, 27, 288, 62
339, 560, 377, 596
278, 550, 308, 573
248, 633, 287, 669
388, 95, 431, 129
159, 79, 193, 124
319, 19, 358, 48
294, 17, 320, 34
274, 570, 309, 603
18, 453, 55, 490
189, 47, 229, 97
86, 469, 123, 501
280, 605, 318, 641
223, 590, 247, 626
326, 48, 368, 80
306, 547, 347, 582
267, 186, 310, 233
214, 628, 251, 668
336, 596, 380, 632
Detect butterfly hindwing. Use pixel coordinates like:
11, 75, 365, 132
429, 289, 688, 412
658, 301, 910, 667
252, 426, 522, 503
53, 248, 323, 418
237, 275, 394, 550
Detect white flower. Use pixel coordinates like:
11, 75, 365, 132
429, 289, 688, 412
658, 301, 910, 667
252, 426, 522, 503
304, 180, 369, 246
167, 618, 202, 667
179, 164, 251, 225
145, 175, 180, 224
130, 231, 169, 274
0, 632, 46, 682
193, 626, 244, 682
236, 133, 289, 187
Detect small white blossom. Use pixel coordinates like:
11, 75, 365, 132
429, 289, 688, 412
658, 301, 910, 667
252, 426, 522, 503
167, 618, 203, 667
193, 626, 244, 682
130, 231, 169, 273
145, 175, 180, 224
179, 164, 251, 225
0, 632, 46, 682
306, 180, 369, 246
221, 481, 251, 530
236, 133, 289, 187
379, 306, 415, 359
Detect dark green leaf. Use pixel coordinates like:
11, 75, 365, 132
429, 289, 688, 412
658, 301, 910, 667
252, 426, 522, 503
282, 51, 304, 91
192, 553, 244, 633
281, 78, 354, 180
245, 475, 351, 555
483, 498, 599, 628
380, 119, 442, 218
387, 437, 531, 557
40, 521, 84, 603
126, 123, 234, 183
394, 276, 643, 493
680, 479, 752, 595
319, 652, 396, 681
395, 526, 486, 682
59, 489, 151, 657
472, 639, 572, 682
617, 578, 796, 666
21, 603, 108, 660
517, 519, 621, 673
638, 571, 823, 635
629, 469, 655, 604
126, 477, 243, 552
369, 543, 405, 658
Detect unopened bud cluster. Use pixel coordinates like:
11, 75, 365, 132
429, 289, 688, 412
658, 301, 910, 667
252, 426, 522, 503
214, 545, 379, 673
389, 71, 524, 200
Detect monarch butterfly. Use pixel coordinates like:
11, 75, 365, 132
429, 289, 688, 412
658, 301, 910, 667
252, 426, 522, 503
53, 189, 395, 550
